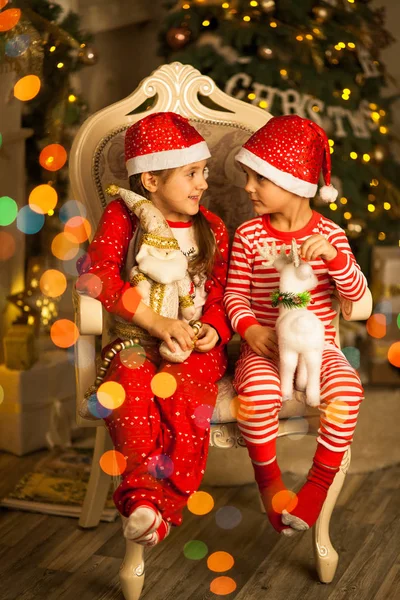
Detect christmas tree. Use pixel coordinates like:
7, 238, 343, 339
1, 0, 96, 330
159, 0, 399, 269
2, 0, 95, 200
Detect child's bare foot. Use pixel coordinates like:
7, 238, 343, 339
123, 501, 162, 541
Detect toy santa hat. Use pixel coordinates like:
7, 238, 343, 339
106, 184, 188, 283
106, 184, 180, 251
125, 112, 211, 176
235, 115, 338, 202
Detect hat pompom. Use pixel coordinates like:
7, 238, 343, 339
319, 184, 338, 203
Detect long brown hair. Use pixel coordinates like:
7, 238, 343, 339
129, 170, 218, 277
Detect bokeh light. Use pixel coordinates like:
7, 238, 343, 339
0, 232, 16, 261
39, 143, 67, 171
120, 344, 146, 370
0, 196, 18, 225
210, 577, 237, 595
183, 540, 208, 560
121, 287, 142, 316
59, 200, 87, 223
215, 506, 242, 530
187, 491, 214, 515
366, 313, 386, 338
75, 273, 103, 298
341, 346, 360, 370
0, 384, 4, 406
271, 490, 298, 514
29, 184, 58, 214
148, 454, 174, 479
150, 372, 177, 398
62, 248, 88, 277
229, 395, 240, 419
325, 399, 350, 424
86, 394, 113, 419
16, 205, 44, 234
388, 342, 400, 368
99, 450, 127, 476
97, 381, 126, 410
236, 397, 257, 422
39, 269, 67, 298
207, 551, 235, 573
64, 216, 91, 243
5, 34, 30, 57
51, 232, 79, 260
0, 8, 21, 32
14, 74, 41, 101
193, 404, 214, 429
50, 319, 79, 348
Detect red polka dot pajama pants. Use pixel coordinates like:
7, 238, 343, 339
103, 341, 227, 527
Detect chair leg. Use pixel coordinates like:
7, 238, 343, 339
313, 447, 351, 584
119, 517, 145, 600
79, 426, 113, 528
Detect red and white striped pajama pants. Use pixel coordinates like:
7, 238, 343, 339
233, 341, 364, 467
102, 340, 227, 527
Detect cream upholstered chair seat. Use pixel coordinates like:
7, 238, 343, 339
70, 62, 373, 600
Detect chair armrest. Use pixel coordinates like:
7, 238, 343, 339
72, 289, 104, 427
73, 290, 103, 335
338, 288, 373, 322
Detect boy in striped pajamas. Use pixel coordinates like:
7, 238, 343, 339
224, 115, 367, 536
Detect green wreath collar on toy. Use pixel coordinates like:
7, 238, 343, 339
271, 289, 312, 309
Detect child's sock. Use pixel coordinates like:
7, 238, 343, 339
123, 500, 162, 541
282, 446, 345, 531
134, 519, 171, 547
253, 459, 298, 536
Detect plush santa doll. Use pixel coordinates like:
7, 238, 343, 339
106, 184, 198, 363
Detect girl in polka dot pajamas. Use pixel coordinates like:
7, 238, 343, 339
224, 116, 367, 536
77, 113, 231, 546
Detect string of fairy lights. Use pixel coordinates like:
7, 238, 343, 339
163, 0, 398, 244
0, 3, 95, 334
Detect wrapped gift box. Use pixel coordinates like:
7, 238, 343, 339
0, 349, 77, 455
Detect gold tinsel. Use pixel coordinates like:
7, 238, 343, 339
3, 17, 44, 77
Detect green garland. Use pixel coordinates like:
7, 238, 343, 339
271, 289, 311, 309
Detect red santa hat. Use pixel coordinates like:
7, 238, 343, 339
235, 115, 338, 203
125, 112, 211, 176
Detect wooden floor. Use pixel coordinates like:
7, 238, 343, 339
0, 450, 399, 600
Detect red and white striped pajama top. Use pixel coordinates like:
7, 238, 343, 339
224, 210, 368, 463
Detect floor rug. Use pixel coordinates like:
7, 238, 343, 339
0, 446, 118, 522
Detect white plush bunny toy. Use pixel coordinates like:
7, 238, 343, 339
257, 239, 325, 407
106, 185, 198, 363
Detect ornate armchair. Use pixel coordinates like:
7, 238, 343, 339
70, 62, 373, 600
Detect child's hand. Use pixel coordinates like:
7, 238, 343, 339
300, 235, 337, 262
244, 324, 278, 359
195, 323, 219, 353
147, 314, 195, 353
